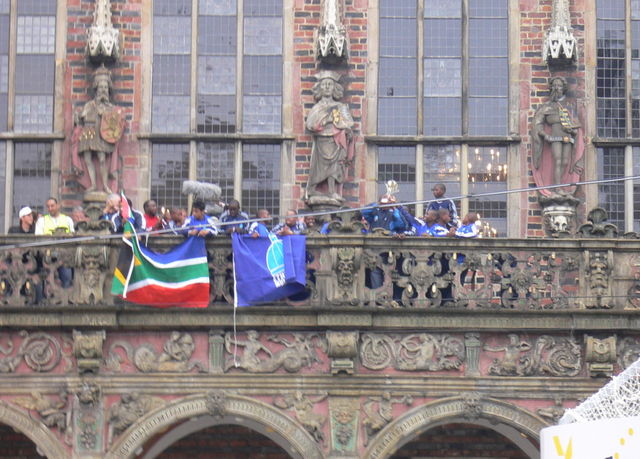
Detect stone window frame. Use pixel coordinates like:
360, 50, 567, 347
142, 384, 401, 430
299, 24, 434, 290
367, 0, 518, 235
144, 0, 294, 216
0, 0, 64, 232
594, 0, 640, 233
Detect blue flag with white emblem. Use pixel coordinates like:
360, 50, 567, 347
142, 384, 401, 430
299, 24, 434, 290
231, 233, 306, 306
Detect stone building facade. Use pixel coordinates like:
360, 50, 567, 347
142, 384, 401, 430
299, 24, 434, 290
0, 0, 639, 458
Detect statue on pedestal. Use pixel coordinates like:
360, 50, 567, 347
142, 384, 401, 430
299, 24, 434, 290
305, 71, 354, 207
531, 76, 583, 236
72, 64, 124, 197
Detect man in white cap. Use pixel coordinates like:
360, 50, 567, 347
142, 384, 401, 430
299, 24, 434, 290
9, 206, 35, 234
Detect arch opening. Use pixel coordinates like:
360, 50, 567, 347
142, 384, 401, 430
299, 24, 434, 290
389, 421, 538, 458
0, 423, 43, 458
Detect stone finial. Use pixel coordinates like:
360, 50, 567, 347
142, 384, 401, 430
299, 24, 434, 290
315, 0, 348, 63
542, 0, 577, 66
73, 330, 106, 374
326, 331, 358, 375
87, 0, 121, 63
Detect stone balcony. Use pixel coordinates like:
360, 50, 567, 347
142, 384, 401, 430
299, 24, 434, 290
1, 225, 639, 458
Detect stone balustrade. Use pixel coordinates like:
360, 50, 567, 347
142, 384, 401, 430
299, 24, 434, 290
0, 232, 638, 312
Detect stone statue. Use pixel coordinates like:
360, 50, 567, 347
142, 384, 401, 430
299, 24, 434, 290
532, 76, 583, 197
72, 64, 124, 195
305, 71, 354, 205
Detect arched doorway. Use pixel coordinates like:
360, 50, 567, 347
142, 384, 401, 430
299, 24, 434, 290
150, 423, 291, 459
390, 422, 533, 458
0, 423, 43, 458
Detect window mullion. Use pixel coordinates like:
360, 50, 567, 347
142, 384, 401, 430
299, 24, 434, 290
460, 143, 468, 216
190, 0, 198, 133
236, 0, 244, 132
625, 144, 634, 232
7, 0, 16, 131
234, 141, 242, 202
416, 143, 424, 216
461, 0, 469, 136
625, 0, 633, 137
417, 0, 424, 136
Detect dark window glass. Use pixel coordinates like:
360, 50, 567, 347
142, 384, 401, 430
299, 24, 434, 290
380, 18, 416, 57
424, 97, 461, 136
198, 56, 236, 94
469, 19, 508, 56
0, 141, 5, 227
242, 144, 280, 217
424, 0, 460, 18
154, 17, 191, 54
244, 0, 281, 16
13, 142, 51, 217
596, 0, 625, 19
15, 55, 54, 94
197, 95, 236, 134
634, 147, 640, 231
200, 0, 236, 16
469, 97, 508, 136
468, 146, 507, 235
152, 55, 191, 95
377, 146, 416, 204
197, 142, 235, 205
379, 57, 417, 97
198, 16, 237, 55
424, 145, 461, 208
468, 0, 507, 17
0, 15, 9, 54
597, 147, 625, 231
469, 57, 508, 96
378, 98, 417, 136
381, 0, 416, 18
17, 0, 56, 15
154, 0, 192, 16
243, 56, 282, 95
424, 19, 461, 57
597, 18, 626, 137
151, 144, 190, 210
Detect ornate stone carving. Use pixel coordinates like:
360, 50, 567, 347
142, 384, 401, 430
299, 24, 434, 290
0, 249, 42, 306
224, 331, 326, 373
274, 391, 328, 444
87, 0, 120, 63
577, 208, 619, 238
77, 380, 101, 407
484, 334, 581, 377
13, 389, 70, 435
205, 390, 227, 419
464, 333, 481, 376
208, 329, 225, 374
583, 251, 613, 309
537, 397, 566, 423
539, 194, 580, 237
542, 0, 577, 66
315, 0, 348, 63
0, 331, 68, 373
498, 253, 547, 309
207, 249, 233, 303
305, 71, 354, 207
106, 332, 205, 373
329, 398, 359, 454
396, 251, 452, 307
73, 330, 106, 374
360, 333, 464, 371
461, 392, 483, 421
327, 247, 362, 305
74, 382, 104, 453
326, 330, 359, 375
108, 393, 165, 440
73, 245, 109, 305
362, 392, 413, 446
585, 335, 616, 377
618, 337, 640, 370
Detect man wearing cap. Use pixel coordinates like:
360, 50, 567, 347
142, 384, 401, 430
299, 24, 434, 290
9, 207, 35, 234
35, 198, 75, 236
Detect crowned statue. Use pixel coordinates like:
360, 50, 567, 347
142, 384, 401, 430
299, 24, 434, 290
72, 64, 125, 197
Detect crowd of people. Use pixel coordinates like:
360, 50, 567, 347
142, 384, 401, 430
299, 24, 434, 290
10, 183, 481, 241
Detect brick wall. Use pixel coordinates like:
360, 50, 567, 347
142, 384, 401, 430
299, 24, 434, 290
291, 0, 368, 208
519, 0, 586, 237
62, 0, 143, 209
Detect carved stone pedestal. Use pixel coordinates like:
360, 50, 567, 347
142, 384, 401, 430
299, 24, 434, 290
539, 193, 580, 237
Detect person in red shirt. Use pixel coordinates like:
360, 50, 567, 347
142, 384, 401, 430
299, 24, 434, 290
143, 199, 163, 232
